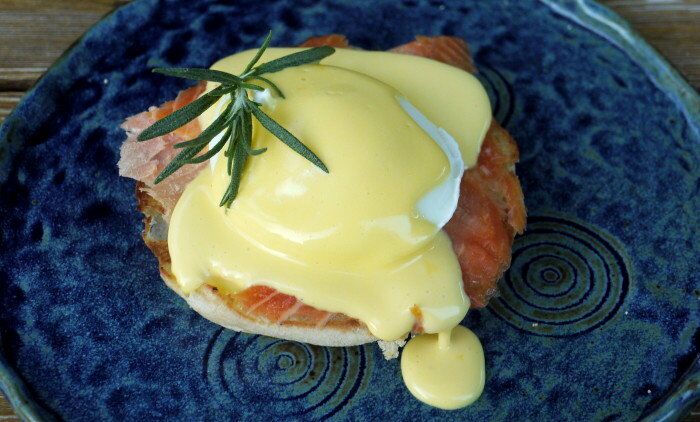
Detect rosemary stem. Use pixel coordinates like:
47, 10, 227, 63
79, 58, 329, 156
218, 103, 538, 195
140, 32, 333, 207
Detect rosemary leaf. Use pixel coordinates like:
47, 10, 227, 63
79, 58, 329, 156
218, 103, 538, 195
153, 68, 243, 85
187, 124, 233, 164
248, 102, 328, 172
219, 137, 249, 207
242, 110, 251, 144
138, 86, 228, 141
173, 101, 233, 149
250, 46, 335, 76
241, 110, 267, 155
225, 121, 238, 175
237, 82, 265, 91
243, 142, 267, 156
250, 75, 285, 99
243, 31, 273, 74
154, 146, 203, 184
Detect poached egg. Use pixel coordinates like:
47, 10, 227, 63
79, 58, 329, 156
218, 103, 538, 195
168, 47, 492, 409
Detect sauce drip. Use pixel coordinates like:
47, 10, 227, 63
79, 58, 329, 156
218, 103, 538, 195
401, 326, 485, 409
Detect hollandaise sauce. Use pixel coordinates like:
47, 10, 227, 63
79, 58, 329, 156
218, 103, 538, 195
168, 48, 491, 409
401, 326, 485, 409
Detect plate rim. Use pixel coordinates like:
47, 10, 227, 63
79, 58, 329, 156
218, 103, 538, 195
0, 0, 698, 420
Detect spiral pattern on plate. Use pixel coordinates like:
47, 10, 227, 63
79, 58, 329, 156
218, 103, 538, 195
489, 215, 630, 337
203, 329, 371, 418
477, 64, 515, 127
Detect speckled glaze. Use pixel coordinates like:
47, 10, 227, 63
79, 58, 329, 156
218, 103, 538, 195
0, 0, 698, 420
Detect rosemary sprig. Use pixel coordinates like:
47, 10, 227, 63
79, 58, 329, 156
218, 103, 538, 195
138, 31, 334, 207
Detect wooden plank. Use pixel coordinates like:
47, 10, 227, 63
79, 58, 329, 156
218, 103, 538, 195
0, 0, 128, 90
602, 0, 700, 90
0, 0, 698, 90
0, 394, 20, 422
0, 91, 23, 122
0, 70, 42, 91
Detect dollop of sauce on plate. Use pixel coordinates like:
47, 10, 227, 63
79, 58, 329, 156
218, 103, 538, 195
401, 326, 485, 409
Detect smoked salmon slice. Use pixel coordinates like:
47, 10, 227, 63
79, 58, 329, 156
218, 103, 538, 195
299, 34, 350, 48
118, 82, 207, 214
149, 83, 205, 139
121, 35, 526, 332
391, 35, 477, 73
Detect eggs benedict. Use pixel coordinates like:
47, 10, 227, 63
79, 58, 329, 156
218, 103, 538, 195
118, 34, 526, 410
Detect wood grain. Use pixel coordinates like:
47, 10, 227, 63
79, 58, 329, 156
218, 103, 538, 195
602, 0, 700, 89
0, 0, 129, 90
0, 0, 698, 420
0, 92, 22, 123
0, 0, 698, 91
0, 397, 19, 422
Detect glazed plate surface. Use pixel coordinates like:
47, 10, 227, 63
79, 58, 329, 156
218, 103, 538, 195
0, 0, 698, 420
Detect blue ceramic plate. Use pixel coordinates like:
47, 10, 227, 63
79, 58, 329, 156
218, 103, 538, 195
1, 0, 698, 420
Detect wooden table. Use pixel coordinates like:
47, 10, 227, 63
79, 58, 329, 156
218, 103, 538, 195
0, 0, 698, 420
